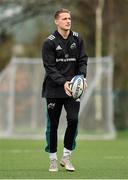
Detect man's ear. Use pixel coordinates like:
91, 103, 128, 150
54, 19, 58, 26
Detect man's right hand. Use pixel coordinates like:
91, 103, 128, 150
64, 81, 72, 97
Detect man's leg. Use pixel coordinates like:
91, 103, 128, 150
64, 98, 80, 150
45, 98, 63, 171
60, 98, 80, 171
45, 98, 63, 153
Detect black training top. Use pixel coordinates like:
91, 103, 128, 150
42, 30, 88, 98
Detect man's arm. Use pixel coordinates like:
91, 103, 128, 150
42, 40, 66, 85
77, 37, 88, 78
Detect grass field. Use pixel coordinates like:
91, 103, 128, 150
0, 131, 128, 179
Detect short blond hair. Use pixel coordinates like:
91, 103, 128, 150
54, 8, 71, 19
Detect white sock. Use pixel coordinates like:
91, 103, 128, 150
63, 147, 72, 157
49, 152, 57, 160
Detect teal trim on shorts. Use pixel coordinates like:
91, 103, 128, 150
72, 118, 79, 150
45, 101, 51, 153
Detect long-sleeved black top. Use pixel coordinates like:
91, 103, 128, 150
42, 30, 88, 98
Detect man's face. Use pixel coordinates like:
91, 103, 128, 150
55, 12, 71, 31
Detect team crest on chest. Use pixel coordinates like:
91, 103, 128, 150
70, 42, 76, 49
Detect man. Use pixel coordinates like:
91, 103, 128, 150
42, 8, 88, 172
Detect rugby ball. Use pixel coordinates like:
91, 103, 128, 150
70, 75, 84, 99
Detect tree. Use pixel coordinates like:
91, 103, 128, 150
0, 32, 14, 71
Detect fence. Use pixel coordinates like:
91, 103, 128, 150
0, 56, 116, 139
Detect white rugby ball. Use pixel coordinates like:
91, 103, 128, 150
70, 75, 84, 99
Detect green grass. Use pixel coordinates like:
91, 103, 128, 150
0, 131, 128, 179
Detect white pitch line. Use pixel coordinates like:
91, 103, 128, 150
104, 155, 128, 160
0, 149, 42, 154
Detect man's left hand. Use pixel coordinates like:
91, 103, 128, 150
84, 78, 87, 92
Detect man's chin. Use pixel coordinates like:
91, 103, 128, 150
63, 28, 70, 31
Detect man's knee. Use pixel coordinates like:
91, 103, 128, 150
67, 118, 78, 127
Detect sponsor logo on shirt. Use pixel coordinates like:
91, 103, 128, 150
56, 58, 76, 62
56, 45, 62, 50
